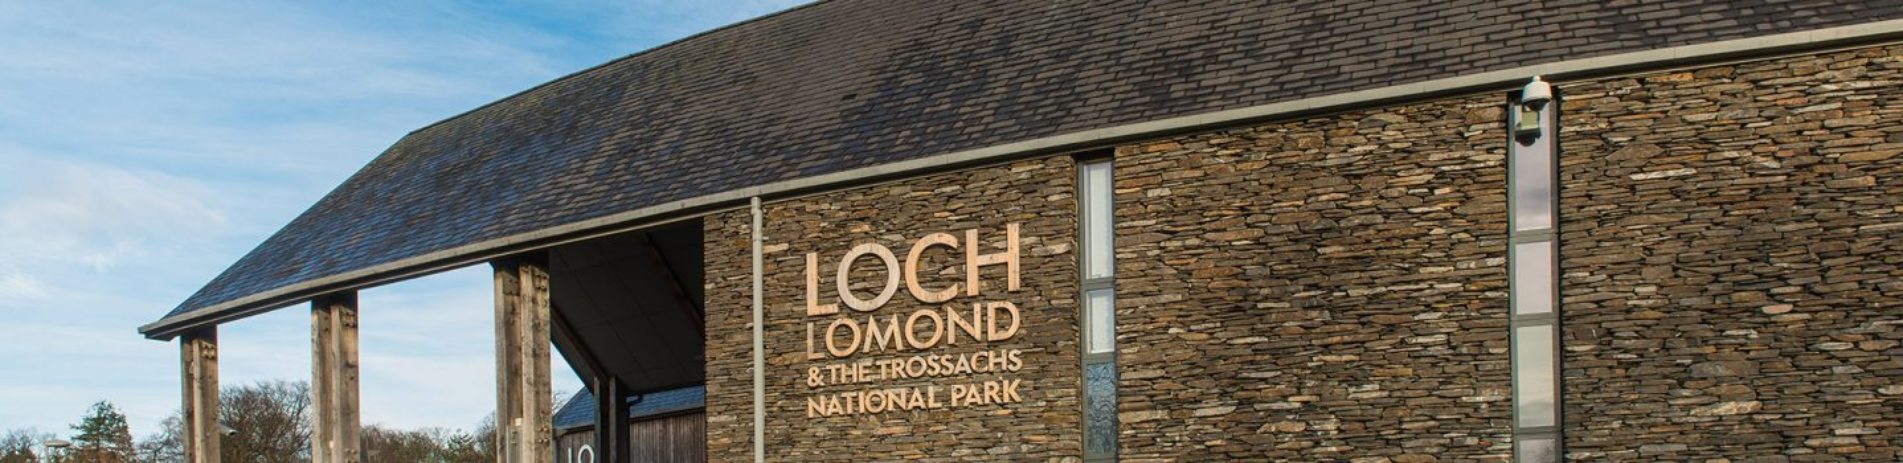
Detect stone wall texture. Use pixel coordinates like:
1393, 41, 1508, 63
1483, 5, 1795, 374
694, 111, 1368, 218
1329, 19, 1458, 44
1558, 45, 1903, 461
705, 208, 754, 462
704, 43, 1903, 462
706, 158, 1082, 462
1114, 94, 1512, 462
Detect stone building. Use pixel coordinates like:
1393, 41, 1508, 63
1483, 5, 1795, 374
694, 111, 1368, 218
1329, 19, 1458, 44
140, 1, 1903, 462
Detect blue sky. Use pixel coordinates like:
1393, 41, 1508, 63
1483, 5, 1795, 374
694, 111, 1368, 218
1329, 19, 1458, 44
0, 0, 804, 437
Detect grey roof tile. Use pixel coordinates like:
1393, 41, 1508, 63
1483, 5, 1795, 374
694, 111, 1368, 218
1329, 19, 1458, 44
552, 385, 705, 431
161, 0, 1903, 322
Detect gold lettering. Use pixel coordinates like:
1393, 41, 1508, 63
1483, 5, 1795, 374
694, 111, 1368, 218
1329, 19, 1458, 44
824, 394, 843, 416
805, 322, 825, 360
964, 223, 1020, 296
837, 243, 901, 312
904, 232, 961, 303
904, 356, 927, 377
864, 315, 903, 353
946, 303, 983, 346
903, 309, 944, 349
805, 253, 839, 316
884, 389, 905, 412
824, 318, 861, 357
986, 301, 1022, 341
865, 389, 885, 413
807, 395, 825, 418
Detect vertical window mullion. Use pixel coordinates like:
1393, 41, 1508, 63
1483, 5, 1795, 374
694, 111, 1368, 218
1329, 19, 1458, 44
1079, 158, 1117, 462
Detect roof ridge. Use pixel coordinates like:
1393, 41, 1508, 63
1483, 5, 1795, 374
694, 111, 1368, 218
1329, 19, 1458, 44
403, 0, 825, 137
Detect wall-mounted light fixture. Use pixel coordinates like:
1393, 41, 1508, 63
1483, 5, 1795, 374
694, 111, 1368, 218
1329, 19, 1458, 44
1515, 76, 1553, 143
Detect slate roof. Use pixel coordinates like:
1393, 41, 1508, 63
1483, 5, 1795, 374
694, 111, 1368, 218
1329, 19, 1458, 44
146, 0, 1903, 334
553, 385, 706, 431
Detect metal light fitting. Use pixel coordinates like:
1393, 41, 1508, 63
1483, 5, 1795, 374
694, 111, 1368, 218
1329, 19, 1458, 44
1515, 76, 1552, 143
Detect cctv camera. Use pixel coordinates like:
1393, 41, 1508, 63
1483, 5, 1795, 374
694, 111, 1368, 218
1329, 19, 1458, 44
1520, 76, 1552, 107
220, 424, 238, 437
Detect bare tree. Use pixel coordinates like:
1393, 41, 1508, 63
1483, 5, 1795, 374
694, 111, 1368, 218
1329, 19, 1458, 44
437, 415, 494, 463
135, 380, 310, 463
131, 380, 502, 463
1, 428, 52, 463
135, 415, 183, 463
359, 426, 439, 463
220, 380, 310, 463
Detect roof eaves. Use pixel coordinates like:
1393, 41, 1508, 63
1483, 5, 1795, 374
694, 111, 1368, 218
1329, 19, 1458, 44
139, 17, 1903, 340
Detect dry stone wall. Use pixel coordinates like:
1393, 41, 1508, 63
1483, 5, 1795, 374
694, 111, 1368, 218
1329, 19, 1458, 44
1558, 45, 1903, 461
706, 158, 1082, 462
705, 208, 754, 462
1113, 94, 1513, 461
706, 43, 1903, 462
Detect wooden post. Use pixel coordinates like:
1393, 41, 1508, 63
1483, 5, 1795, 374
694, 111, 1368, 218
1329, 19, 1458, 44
181, 328, 220, 463
311, 304, 333, 463
494, 262, 523, 463
594, 377, 630, 463
516, 261, 554, 463
312, 293, 362, 463
495, 259, 553, 463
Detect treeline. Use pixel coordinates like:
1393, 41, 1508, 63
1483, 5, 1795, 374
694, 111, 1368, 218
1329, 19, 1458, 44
1, 380, 510, 463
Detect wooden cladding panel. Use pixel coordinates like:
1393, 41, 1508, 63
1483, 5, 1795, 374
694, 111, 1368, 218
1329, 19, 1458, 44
554, 411, 706, 463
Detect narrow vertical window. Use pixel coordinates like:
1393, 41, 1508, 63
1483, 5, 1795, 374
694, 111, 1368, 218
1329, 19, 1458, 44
1509, 77, 1562, 462
1079, 158, 1117, 462
1511, 241, 1554, 315
1512, 324, 1558, 428
1086, 290, 1115, 354
1083, 160, 1116, 279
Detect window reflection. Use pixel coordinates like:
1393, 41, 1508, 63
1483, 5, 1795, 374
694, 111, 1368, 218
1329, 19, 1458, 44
1516, 437, 1558, 463
1084, 161, 1114, 279
1084, 362, 1117, 455
1513, 124, 1554, 232
1512, 241, 1554, 315
1514, 325, 1557, 428
1087, 290, 1115, 354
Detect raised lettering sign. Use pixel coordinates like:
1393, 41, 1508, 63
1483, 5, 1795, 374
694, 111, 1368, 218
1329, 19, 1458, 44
797, 223, 1029, 417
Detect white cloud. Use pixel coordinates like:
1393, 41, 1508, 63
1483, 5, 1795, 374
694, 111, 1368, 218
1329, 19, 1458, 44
0, 156, 227, 292
0, 270, 48, 300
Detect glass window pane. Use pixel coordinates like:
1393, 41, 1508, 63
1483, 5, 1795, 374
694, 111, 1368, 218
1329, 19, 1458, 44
1512, 240, 1554, 315
1512, 110, 1554, 232
1084, 362, 1118, 456
1086, 289, 1115, 354
1083, 161, 1115, 279
1516, 437, 1558, 462
1514, 324, 1557, 428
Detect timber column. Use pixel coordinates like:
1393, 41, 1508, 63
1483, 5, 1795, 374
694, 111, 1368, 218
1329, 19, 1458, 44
311, 293, 362, 463
494, 258, 554, 463
180, 328, 220, 463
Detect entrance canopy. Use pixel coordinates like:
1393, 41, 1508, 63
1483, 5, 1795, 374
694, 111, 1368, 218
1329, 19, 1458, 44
548, 223, 704, 393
